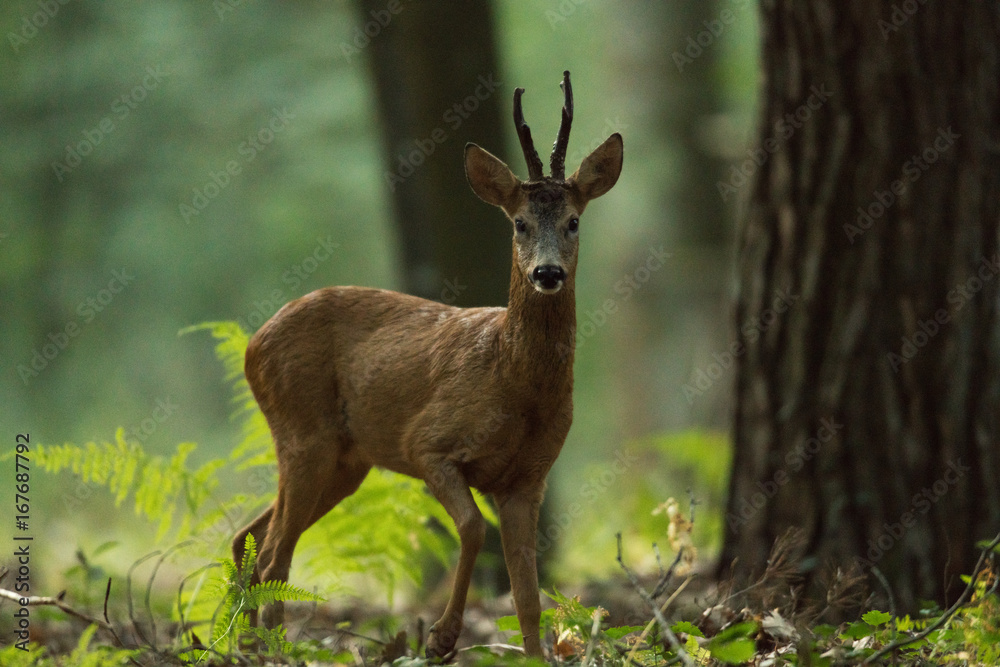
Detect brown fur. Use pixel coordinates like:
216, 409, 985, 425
233, 82, 623, 659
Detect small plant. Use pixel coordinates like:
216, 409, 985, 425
192, 533, 327, 660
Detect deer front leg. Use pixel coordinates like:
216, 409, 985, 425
496, 489, 544, 658
423, 462, 485, 660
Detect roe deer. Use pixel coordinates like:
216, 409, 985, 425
233, 70, 623, 659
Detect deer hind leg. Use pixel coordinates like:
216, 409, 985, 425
254, 437, 371, 629
423, 460, 485, 659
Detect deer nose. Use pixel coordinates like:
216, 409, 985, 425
532, 265, 566, 290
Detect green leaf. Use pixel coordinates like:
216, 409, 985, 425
496, 614, 521, 632
894, 615, 915, 632
672, 620, 704, 637
91, 541, 119, 558
862, 610, 892, 626
975, 538, 1000, 554
841, 621, 874, 640
708, 637, 755, 664
707, 623, 757, 665
713, 621, 757, 641
473, 488, 499, 526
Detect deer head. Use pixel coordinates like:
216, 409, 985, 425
464, 71, 623, 294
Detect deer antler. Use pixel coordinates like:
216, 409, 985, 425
550, 71, 573, 181
513, 87, 545, 181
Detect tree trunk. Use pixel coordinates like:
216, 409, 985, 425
721, 0, 1000, 614
359, 0, 509, 307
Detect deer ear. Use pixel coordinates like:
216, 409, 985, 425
570, 133, 623, 202
465, 143, 521, 209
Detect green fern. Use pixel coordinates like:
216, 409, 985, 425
180, 321, 273, 467
208, 534, 324, 656
32, 430, 224, 541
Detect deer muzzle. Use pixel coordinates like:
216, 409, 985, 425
530, 264, 566, 293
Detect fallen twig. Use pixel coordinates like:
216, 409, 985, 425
0, 586, 115, 633
626, 576, 693, 666
100, 578, 129, 648
616, 533, 695, 667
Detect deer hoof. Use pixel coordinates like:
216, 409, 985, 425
425, 623, 459, 662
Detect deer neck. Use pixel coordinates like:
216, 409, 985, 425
500, 250, 576, 387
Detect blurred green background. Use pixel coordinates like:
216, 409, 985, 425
1, 1, 758, 591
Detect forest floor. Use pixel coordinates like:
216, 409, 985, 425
5, 540, 999, 666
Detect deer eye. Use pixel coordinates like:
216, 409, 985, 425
567, 218, 579, 233
515, 219, 527, 233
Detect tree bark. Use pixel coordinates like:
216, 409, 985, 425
359, 0, 509, 307
721, 0, 1000, 614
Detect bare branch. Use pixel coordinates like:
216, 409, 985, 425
0, 586, 115, 633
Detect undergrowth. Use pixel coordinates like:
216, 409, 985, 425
2, 321, 998, 665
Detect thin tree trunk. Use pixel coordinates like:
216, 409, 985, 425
721, 0, 1000, 614
359, 0, 509, 307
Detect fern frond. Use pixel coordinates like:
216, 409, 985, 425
220, 558, 238, 586
181, 321, 273, 467
239, 533, 257, 580
247, 623, 291, 655
246, 579, 324, 608
35, 431, 225, 541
